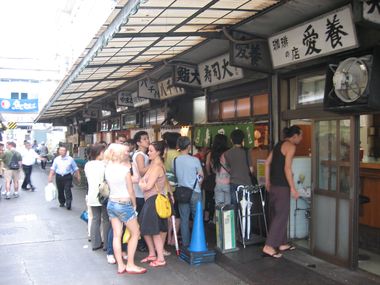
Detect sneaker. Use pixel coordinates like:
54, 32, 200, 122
1, 190, 6, 196
13, 192, 19, 198
107, 255, 116, 264
5, 192, 11, 199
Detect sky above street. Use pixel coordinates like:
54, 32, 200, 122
0, 0, 116, 81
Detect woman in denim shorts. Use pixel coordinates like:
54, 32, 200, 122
104, 143, 146, 275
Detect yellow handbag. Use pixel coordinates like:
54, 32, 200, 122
155, 179, 172, 219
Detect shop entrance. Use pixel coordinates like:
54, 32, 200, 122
311, 118, 357, 267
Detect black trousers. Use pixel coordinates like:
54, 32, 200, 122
41, 156, 48, 169
56, 174, 73, 205
22, 165, 33, 189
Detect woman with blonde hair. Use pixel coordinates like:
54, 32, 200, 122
104, 143, 146, 274
139, 140, 169, 267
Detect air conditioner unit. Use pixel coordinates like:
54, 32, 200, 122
324, 47, 380, 113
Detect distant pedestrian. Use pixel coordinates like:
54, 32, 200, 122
32, 140, 39, 154
20, 141, 46, 191
0, 141, 22, 199
39, 142, 49, 169
263, 125, 303, 258
47, 145, 81, 210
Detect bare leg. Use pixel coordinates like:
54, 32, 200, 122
153, 234, 165, 262
125, 218, 145, 271
143, 235, 156, 258
110, 218, 125, 272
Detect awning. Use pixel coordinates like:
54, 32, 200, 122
36, 0, 280, 122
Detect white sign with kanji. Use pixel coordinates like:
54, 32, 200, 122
269, 5, 358, 68
363, 1, 380, 24
138, 78, 159, 99
158, 77, 186, 100
117, 91, 134, 107
198, 53, 244, 88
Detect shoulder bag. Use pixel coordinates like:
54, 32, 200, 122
9, 152, 20, 170
97, 173, 110, 205
155, 169, 172, 219
173, 157, 197, 203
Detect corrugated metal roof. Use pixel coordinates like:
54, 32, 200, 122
36, 0, 281, 121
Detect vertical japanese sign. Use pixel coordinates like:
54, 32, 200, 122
138, 78, 159, 99
230, 40, 273, 73
173, 64, 201, 88
363, 0, 380, 24
268, 5, 358, 68
158, 77, 186, 100
198, 53, 244, 88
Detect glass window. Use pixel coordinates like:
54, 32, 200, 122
209, 99, 219, 121
220, 100, 235, 120
252, 94, 268, 115
236, 97, 250, 117
21, 93, 28, 99
339, 120, 351, 162
297, 74, 325, 106
11, 92, 19, 99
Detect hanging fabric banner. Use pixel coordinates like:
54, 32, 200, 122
193, 123, 255, 148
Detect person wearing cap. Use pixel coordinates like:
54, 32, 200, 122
38, 142, 49, 169
172, 136, 203, 247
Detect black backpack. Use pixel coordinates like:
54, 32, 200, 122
8, 152, 20, 170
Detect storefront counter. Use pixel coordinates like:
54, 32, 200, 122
359, 163, 380, 228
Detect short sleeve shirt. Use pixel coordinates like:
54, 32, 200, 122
173, 154, 202, 193
224, 147, 252, 185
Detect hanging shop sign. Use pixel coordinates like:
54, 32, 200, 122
269, 5, 358, 68
138, 78, 159, 99
194, 123, 254, 148
158, 77, 186, 100
117, 91, 134, 107
82, 108, 98, 119
198, 53, 244, 88
173, 63, 201, 88
0, 98, 38, 113
230, 40, 273, 73
131, 91, 150, 108
363, 0, 380, 24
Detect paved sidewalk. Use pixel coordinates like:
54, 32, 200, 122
0, 166, 244, 285
1, 166, 380, 285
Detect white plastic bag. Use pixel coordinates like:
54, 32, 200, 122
44, 183, 57, 202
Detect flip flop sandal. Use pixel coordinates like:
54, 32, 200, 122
149, 259, 166, 267
163, 250, 171, 256
262, 251, 282, 259
141, 256, 157, 263
126, 267, 147, 275
280, 244, 296, 252
117, 268, 127, 274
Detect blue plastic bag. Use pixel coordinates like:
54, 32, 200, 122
80, 210, 88, 223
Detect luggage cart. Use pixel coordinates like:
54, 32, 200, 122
235, 185, 268, 248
